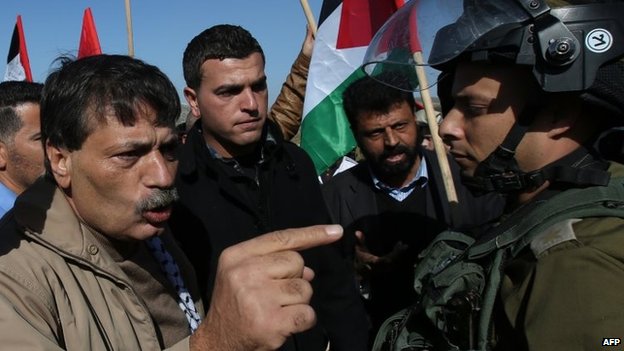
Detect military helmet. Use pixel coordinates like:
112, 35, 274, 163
363, 0, 624, 95
363, 0, 624, 194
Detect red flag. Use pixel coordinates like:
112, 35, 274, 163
4, 15, 33, 82
408, 3, 422, 53
78, 8, 102, 59
336, 0, 402, 49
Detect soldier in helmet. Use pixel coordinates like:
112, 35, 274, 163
366, 0, 624, 350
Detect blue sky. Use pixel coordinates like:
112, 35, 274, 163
1, 0, 323, 105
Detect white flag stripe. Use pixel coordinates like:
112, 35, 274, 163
303, 3, 367, 116
4, 54, 26, 82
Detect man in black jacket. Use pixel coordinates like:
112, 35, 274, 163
322, 73, 504, 337
171, 24, 369, 351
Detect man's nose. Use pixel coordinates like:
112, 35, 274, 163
240, 88, 258, 113
145, 152, 176, 189
438, 109, 463, 143
384, 129, 399, 147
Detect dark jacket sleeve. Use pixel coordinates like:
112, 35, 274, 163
321, 164, 378, 261
286, 145, 370, 351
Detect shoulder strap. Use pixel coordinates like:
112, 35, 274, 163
468, 176, 624, 259
472, 176, 624, 351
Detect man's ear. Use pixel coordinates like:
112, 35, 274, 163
545, 95, 580, 139
46, 141, 71, 188
183, 87, 201, 118
0, 141, 9, 170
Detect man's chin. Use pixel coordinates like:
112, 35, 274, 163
384, 158, 416, 175
460, 168, 475, 178
108, 225, 166, 242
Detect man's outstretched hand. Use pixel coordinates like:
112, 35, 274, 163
190, 225, 343, 351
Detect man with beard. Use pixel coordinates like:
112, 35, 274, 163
322, 72, 503, 339
0, 54, 347, 350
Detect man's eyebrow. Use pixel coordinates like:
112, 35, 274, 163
252, 76, 267, 85
453, 93, 490, 104
214, 83, 244, 94
127, 140, 153, 150
217, 75, 267, 89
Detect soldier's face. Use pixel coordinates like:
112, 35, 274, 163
439, 62, 535, 177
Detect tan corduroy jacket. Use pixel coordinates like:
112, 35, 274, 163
270, 51, 310, 141
0, 177, 204, 350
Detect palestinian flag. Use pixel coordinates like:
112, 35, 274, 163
78, 8, 102, 59
301, 0, 403, 174
4, 15, 32, 82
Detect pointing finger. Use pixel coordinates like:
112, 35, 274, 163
223, 225, 343, 261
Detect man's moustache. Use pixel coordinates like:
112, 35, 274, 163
381, 144, 409, 159
136, 188, 179, 213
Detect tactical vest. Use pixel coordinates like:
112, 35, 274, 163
373, 176, 624, 351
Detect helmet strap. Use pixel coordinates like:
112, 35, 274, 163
464, 104, 610, 194
462, 105, 537, 193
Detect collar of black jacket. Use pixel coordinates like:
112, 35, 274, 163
177, 119, 284, 177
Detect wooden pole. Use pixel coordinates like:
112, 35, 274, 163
413, 51, 461, 225
124, 0, 134, 57
299, 0, 318, 36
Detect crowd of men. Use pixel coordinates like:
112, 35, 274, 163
0, 0, 623, 350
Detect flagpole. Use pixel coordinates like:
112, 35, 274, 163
413, 51, 461, 225
124, 0, 134, 57
299, 0, 317, 35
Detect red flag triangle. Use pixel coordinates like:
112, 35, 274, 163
336, 0, 403, 50
78, 8, 102, 59
408, 3, 422, 52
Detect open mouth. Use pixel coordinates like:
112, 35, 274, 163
142, 206, 172, 224
384, 153, 405, 164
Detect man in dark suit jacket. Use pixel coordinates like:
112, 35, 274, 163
171, 24, 369, 351
322, 73, 504, 338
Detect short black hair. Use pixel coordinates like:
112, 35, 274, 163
41, 54, 180, 172
183, 24, 265, 90
342, 72, 416, 131
0, 81, 43, 144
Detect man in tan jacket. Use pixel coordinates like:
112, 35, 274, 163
270, 26, 314, 141
0, 54, 344, 350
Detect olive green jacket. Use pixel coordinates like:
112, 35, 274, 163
0, 178, 203, 350
497, 162, 624, 350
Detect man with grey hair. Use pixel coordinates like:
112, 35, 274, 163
0, 54, 344, 350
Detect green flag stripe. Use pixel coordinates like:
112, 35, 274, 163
301, 69, 366, 174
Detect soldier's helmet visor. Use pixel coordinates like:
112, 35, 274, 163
362, 0, 530, 91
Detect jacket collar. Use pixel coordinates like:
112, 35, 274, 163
178, 119, 284, 177
12, 177, 131, 277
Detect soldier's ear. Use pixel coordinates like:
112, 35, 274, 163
46, 141, 72, 189
545, 94, 580, 139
